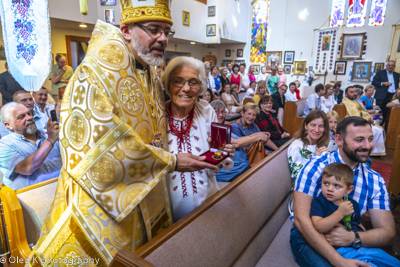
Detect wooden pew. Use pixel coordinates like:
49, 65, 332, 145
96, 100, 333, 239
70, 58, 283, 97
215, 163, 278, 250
385, 107, 400, 155
332, 104, 346, 119
111, 140, 298, 267
282, 99, 307, 136
388, 135, 400, 196
0, 178, 58, 267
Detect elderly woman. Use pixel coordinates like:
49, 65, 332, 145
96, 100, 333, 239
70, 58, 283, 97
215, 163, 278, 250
285, 82, 298, 102
232, 102, 278, 151
287, 110, 330, 181
256, 95, 291, 147
162, 57, 234, 221
211, 100, 270, 182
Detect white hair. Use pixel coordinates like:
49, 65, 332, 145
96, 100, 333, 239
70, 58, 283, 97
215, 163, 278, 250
210, 100, 226, 110
161, 56, 207, 96
387, 60, 395, 65
0, 102, 23, 124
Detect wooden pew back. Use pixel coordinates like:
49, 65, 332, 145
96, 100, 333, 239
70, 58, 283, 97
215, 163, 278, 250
282, 99, 307, 136
333, 104, 346, 119
385, 107, 400, 155
133, 141, 295, 267
388, 135, 400, 196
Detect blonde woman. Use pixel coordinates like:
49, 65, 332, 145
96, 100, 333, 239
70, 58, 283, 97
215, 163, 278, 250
293, 79, 302, 100
253, 80, 268, 105
277, 65, 287, 87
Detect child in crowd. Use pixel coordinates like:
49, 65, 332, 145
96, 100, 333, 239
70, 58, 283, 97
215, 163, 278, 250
326, 110, 339, 141
311, 163, 400, 267
243, 80, 257, 102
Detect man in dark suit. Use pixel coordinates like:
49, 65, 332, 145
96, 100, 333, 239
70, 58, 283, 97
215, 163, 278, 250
271, 84, 287, 125
372, 60, 400, 120
333, 82, 344, 104
0, 62, 24, 105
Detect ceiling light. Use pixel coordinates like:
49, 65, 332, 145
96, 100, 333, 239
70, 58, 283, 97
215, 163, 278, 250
79, 24, 87, 28
190, 42, 196, 45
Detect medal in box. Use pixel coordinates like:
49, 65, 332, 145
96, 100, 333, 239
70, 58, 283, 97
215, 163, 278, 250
200, 122, 231, 165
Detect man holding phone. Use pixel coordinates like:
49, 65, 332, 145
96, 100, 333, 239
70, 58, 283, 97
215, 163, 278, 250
372, 60, 400, 120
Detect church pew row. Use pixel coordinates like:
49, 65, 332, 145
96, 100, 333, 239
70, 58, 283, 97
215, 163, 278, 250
385, 107, 400, 155
0, 178, 58, 267
111, 140, 298, 267
388, 135, 400, 196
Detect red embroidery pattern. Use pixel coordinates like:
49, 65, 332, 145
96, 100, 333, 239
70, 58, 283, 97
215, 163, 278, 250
172, 174, 176, 180
198, 170, 203, 174
195, 147, 201, 152
199, 180, 204, 185
168, 139, 173, 145
173, 186, 178, 191
194, 136, 199, 141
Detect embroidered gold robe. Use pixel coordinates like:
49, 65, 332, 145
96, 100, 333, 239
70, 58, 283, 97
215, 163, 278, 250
29, 20, 175, 266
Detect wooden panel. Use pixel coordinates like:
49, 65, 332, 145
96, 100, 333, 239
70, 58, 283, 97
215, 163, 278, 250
333, 104, 346, 119
110, 249, 155, 267
385, 107, 400, 155
282, 101, 305, 136
387, 136, 400, 196
135, 140, 293, 258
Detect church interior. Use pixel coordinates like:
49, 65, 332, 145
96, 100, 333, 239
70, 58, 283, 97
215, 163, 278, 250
0, 0, 399, 266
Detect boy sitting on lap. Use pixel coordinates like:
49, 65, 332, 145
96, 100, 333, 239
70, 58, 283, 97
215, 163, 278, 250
311, 163, 400, 267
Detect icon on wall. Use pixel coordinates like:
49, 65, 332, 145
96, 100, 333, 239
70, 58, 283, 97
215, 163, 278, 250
340, 33, 366, 60
100, 0, 116, 6
208, 6, 216, 17
293, 61, 307, 75
182, 11, 190, 26
334, 61, 347, 75
206, 24, 216, 36
225, 50, 231, 57
284, 65, 291, 74
104, 9, 115, 23
237, 49, 243, 57
284, 51, 295, 64
374, 62, 384, 72
351, 61, 372, 82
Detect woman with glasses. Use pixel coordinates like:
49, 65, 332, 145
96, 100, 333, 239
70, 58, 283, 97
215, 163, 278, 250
255, 95, 291, 148
161, 56, 235, 222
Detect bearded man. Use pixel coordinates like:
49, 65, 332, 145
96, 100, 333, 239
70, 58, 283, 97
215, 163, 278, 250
342, 86, 386, 156
29, 1, 216, 265
290, 116, 394, 266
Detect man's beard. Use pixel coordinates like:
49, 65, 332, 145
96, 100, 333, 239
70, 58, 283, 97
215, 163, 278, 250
342, 139, 372, 163
347, 94, 357, 100
25, 120, 37, 134
131, 31, 165, 66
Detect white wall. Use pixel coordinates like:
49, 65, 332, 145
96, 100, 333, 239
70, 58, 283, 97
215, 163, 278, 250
264, 0, 400, 89
49, 0, 99, 24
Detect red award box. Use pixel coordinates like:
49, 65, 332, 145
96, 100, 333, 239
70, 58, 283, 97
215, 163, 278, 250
200, 123, 231, 165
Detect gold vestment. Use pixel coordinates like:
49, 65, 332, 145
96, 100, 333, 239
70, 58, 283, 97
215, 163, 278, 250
29, 20, 175, 266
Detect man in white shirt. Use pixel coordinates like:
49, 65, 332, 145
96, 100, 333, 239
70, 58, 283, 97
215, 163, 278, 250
227, 63, 233, 76
32, 87, 55, 129
303, 84, 325, 117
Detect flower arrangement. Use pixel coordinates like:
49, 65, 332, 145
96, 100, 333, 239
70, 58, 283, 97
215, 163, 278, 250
305, 70, 317, 86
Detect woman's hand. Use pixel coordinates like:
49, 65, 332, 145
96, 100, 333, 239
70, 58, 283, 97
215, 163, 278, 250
316, 146, 330, 156
281, 132, 290, 139
254, 132, 270, 143
270, 109, 276, 114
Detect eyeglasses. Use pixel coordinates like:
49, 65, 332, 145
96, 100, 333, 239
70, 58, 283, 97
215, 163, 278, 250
170, 77, 202, 89
215, 109, 226, 115
133, 23, 175, 39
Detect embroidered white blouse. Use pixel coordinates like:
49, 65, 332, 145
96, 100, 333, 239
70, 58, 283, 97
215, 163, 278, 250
166, 99, 233, 221
321, 94, 335, 113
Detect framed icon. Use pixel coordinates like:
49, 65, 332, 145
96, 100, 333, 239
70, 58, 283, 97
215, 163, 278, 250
284, 65, 291, 74
206, 24, 216, 36
104, 9, 115, 23
334, 61, 347, 75
265, 51, 282, 72
208, 6, 216, 17
284, 51, 295, 64
225, 50, 231, 57
293, 61, 307, 75
237, 49, 243, 57
351, 61, 372, 82
100, 0, 116, 6
340, 33, 366, 60
374, 62, 384, 72
182, 11, 190, 26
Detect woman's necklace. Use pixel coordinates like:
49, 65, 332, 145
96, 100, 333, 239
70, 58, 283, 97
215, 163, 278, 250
168, 104, 195, 149
239, 117, 251, 136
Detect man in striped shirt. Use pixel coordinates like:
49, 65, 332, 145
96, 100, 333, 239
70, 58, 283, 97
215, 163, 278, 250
290, 116, 394, 267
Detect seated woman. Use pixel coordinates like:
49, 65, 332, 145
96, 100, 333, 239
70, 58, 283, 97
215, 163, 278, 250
256, 95, 291, 147
232, 102, 278, 151
201, 88, 214, 103
253, 80, 269, 105
220, 83, 243, 113
285, 82, 298, 102
321, 83, 335, 113
210, 101, 270, 183
293, 80, 302, 100
326, 110, 340, 141
387, 87, 400, 108
210, 65, 222, 95
287, 110, 330, 181
243, 80, 257, 101
161, 56, 235, 221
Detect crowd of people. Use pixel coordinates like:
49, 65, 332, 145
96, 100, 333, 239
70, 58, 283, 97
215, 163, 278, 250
0, 34, 400, 267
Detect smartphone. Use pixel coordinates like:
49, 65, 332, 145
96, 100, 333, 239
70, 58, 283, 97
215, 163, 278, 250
50, 110, 58, 122
328, 140, 338, 151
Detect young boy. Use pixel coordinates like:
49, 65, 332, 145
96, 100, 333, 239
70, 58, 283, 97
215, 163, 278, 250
311, 163, 400, 267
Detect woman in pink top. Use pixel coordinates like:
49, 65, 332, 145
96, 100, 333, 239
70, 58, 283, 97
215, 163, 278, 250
248, 65, 256, 83
277, 65, 287, 87
229, 64, 242, 89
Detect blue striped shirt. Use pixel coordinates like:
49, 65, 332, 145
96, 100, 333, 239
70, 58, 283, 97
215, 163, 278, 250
292, 150, 390, 220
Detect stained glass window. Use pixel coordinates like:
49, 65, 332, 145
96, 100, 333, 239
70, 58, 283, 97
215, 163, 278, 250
250, 0, 269, 63
368, 0, 388, 26
330, 0, 346, 27
346, 0, 368, 27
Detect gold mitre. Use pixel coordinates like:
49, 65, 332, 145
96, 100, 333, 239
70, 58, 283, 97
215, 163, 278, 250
119, 0, 173, 25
